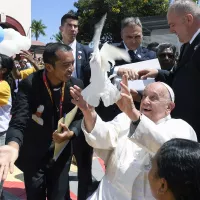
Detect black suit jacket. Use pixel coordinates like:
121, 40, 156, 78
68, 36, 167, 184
76, 42, 92, 86
6, 70, 84, 172
156, 33, 200, 140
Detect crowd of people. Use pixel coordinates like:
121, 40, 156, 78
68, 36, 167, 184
0, 0, 200, 200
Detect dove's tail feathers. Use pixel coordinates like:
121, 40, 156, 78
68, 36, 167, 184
81, 85, 101, 107
100, 43, 131, 72
92, 13, 107, 52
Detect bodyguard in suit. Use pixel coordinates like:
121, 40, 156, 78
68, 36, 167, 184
59, 13, 93, 199
60, 13, 92, 87
138, 0, 200, 140
0, 43, 84, 199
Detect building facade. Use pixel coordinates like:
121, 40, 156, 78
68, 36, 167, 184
0, 0, 31, 38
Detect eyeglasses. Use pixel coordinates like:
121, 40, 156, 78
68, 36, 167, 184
158, 53, 175, 59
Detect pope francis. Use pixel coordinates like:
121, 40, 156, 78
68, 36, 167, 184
70, 75, 197, 200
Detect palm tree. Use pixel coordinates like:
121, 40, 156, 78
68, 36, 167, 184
31, 19, 47, 40
53, 32, 62, 42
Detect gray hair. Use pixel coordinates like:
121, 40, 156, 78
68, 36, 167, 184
121, 17, 142, 30
168, 0, 200, 19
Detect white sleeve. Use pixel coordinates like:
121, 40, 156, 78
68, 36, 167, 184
113, 66, 120, 75
81, 113, 131, 150
129, 115, 197, 154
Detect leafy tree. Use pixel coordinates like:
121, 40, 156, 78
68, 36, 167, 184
53, 32, 62, 42
73, 0, 170, 43
31, 19, 47, 41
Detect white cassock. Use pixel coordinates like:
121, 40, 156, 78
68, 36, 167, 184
82, 113, 197, 200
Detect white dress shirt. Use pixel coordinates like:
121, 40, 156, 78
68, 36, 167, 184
69, 40, 77, 78
190, 28, 200, 44
82, 113, 197, 200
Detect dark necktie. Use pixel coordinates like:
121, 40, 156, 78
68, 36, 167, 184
128, 50, 136, 61
128, 50, 143, 63
179, 43, 190, 61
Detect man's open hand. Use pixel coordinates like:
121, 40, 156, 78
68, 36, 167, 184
0, 145, 19, 181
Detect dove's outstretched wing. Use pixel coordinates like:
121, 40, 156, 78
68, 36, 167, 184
92, 13, 107, 52
100, 43, 131, 72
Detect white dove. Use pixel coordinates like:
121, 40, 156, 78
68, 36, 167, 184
81, 14, 131, 107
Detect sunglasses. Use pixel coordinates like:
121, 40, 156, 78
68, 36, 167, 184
158, 53, 175, 59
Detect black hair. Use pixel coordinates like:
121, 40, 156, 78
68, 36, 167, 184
43, 42, 72, 67
147, 42, 159, 52
157, 43, 176, 56
0, 54, 16, 101
156, 138, 200, 200
61, 12, 78, 26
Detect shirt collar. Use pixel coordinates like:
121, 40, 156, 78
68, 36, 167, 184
123, 41, 137, 54
69, 39, 77, 50
190, 29, 200, 44
156, 115, 171, 125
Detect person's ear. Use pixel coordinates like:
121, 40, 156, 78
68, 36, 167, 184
185, 14, 193, 26
45, 63, 54, 73
59, 25, 63, 33
166, 102, 175, 114
157, 178, 168, 195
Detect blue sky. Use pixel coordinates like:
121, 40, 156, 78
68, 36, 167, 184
31, 0, 77, 43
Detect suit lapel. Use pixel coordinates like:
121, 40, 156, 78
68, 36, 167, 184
182, 33, 200, 62
76, 43, 82, 79
175, 33, 200, 73
136, 46, 142, 55
118, 42, 126, 50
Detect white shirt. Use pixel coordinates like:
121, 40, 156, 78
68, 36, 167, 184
69, 40, 77, 78
190, 28, 200, 44
113, 41, 137, 75
82, 113, 197, 200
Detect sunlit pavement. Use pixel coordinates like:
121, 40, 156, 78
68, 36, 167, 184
3, 155, 105, 200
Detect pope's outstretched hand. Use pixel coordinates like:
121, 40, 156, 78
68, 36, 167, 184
116, 75, 140, 121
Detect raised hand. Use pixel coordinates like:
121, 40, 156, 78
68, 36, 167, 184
116, 75, 140, 121
70, 85, 94, 113
117, 68, 139, 80
138, 69, 158, 80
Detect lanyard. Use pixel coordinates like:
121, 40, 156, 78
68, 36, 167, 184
42, 71, 65, 118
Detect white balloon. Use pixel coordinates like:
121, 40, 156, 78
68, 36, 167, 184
0, 40, 20, 57
13, 37, 26, 51
1, 28, 31, 54
22, 37, 31, 50
3, 28, 18, 40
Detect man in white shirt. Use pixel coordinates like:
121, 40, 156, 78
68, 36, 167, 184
138, 0, 200, 141
70, 75, 197, 200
